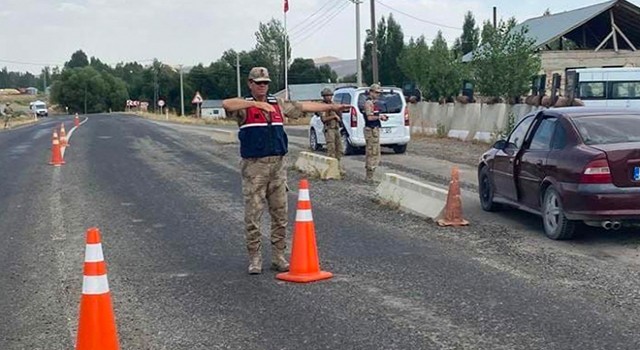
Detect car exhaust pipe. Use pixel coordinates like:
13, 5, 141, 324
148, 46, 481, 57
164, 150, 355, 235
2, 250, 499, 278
611, 221, 622, 230
601, 221, 612, 230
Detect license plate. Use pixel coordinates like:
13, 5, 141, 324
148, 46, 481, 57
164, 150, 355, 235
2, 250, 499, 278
383, 128, 393, 134
634, 166, 640, 181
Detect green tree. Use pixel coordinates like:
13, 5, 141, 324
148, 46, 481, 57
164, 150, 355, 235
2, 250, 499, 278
51, 66, 109, 113
472, 18, 541, 103
428, 32, 465, 101
287, 59, 338, 84
452, 11, 479, 58
398, 36, 430, 96
255, 19, 290, 93
66, 50, 89, 69
362, 14, 406, 86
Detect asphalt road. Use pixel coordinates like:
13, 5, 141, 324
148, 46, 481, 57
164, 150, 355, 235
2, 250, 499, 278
1, 114, 640, 349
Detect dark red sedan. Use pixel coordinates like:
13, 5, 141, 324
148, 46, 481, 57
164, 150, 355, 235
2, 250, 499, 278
478, 107, 640, 240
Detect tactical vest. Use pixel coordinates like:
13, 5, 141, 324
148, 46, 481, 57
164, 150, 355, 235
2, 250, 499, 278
322, 100, 339, 129
364, 98, 382, 129
238, 95, 288, 159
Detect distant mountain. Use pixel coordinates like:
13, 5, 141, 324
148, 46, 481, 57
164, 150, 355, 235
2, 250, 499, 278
313, 57, 357, 78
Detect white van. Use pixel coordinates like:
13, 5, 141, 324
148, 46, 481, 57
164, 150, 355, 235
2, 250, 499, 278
30, 100, 48, 117
308, 86, 410, 155
570, 67, 640, 108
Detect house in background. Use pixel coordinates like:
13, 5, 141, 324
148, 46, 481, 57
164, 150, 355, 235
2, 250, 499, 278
464, 0, 640, 94
201, 100, 226, 119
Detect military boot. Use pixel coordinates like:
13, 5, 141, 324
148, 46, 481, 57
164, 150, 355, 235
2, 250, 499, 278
365, 169, 375, 182
271, 249, 290, 272
248, 252, 262, 275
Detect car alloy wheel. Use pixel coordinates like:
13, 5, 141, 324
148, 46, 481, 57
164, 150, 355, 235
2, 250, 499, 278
542, 186, 575, 240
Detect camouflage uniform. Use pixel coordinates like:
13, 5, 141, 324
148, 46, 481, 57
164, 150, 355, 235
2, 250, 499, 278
2, 104, 12, 129
320, 88, 344, 174
227, 67, 304, 274
363, 86, 383, 181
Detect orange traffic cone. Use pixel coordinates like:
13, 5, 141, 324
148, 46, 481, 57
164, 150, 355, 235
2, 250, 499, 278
60, 123, 69, 147
49, 130, 65, 166
276, 179, 333, 283
437, 166, 469, 227
74, 113, 80, 128
76, 227, 120, 350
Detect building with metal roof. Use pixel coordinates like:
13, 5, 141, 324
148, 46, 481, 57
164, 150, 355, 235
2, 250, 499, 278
464, 0, 640, 93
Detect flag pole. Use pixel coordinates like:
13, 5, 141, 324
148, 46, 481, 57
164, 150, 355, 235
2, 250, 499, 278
284, 0, 289, 100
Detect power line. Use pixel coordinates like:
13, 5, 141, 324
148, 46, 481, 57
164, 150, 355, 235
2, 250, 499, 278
291, 1, 351, 46
375, 0, 462, 31
0, 58, 61, 67
289, 1, 347, 39
288, 0, 342, 33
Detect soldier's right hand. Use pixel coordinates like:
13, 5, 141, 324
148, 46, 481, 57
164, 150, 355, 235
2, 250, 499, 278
254, 101, 276, 113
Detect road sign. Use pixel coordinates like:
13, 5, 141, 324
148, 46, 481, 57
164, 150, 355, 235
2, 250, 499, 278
192, 91, 203, 104
126, 99, 132, 107
158, 100, 165, 107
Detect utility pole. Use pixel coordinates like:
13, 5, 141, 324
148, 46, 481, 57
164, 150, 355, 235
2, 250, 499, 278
153, 64, 158, 114
236, 52, 241, 97
370, 0, 378, 84
493, 6, 497, 28
178, 64, 185, 117
43, 67, 47, 94
350, 0, 363, 87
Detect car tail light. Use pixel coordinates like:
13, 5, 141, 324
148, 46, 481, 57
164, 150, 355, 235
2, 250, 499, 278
404, 108, 410, 126
350, 107, 357, 127
580, 158, 612, 184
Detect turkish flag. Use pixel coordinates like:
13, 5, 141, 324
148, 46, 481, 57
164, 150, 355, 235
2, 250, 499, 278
284, 0, 289, 12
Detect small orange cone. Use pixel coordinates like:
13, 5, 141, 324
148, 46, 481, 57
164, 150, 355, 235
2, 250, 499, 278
60, 123, 69, 147
76, 228, 120, 350
49, 130, 65, 166
276, 179, 333, 283
437, 166, 469, 227
74, 113, 80, 127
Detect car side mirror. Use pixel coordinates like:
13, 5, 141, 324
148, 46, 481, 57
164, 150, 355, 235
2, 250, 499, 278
493, 139, 507, 150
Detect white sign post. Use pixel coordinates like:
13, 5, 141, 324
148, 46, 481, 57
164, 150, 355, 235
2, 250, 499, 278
158, 99, 165, 118
192, 91, 203, 118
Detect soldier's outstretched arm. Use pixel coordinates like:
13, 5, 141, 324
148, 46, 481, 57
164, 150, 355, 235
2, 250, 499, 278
222, 98, 275, 113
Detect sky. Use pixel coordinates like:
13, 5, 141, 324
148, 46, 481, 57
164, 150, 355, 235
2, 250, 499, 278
0, 0, 629, 74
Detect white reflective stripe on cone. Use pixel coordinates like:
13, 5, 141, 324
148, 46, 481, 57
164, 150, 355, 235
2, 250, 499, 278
82, 275, 110, 295
84, 243, 104, 262
295, 209, 313, 222
298, 189, 310, 201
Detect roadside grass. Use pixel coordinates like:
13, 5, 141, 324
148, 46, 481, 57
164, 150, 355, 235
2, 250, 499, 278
2, 115, 39, 130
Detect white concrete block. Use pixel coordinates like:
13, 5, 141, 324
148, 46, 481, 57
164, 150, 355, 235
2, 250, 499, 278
210, 128, 238, 144
375, 173, 448, 220
295, 151, 342, 180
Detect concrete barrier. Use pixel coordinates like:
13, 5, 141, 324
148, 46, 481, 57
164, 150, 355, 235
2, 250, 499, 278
295, 151, 342, 180
376, 173, 448, 220
210, 128, 238, 144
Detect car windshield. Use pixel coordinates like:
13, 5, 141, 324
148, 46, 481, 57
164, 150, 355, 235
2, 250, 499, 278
358, 91, 404, 114
35, 104, 45, 109
572, 115, 640, 145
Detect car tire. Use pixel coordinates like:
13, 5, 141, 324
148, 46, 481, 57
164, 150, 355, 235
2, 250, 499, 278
542, 186, 575, 240
342, 130, 357, 155
478, 166, 501, 212
309, 128, 321, 151
393, 144, 407, 154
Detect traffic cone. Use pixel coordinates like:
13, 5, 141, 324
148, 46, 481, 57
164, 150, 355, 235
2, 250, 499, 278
74, 113, 80, 127
49, 130, 65, 166
76, 227, 120, 350
437, 166, 469, 227
60, 123, 69, 147
276, 179, 333, 283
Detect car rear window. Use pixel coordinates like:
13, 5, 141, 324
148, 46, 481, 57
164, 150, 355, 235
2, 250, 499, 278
572, 115, 640, 145
358, 91, 404, 114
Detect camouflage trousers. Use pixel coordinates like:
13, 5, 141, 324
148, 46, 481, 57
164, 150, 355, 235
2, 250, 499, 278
364, 127, 381, 179
241, 156, 288, 256
324, 127, 343, 160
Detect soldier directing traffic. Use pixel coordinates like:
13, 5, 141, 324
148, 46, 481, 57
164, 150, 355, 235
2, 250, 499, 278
222, 67, 349, 275
319, 88, 345, 176
363, 84, 388, 181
